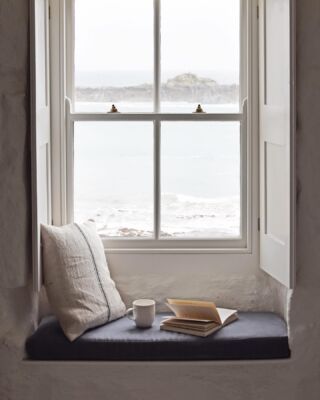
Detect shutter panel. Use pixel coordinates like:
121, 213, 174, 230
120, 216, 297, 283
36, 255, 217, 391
259, 0, 295, 288
31, 0, 51, 292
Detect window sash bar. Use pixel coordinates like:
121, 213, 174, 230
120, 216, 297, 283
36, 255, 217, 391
153, 0, 161, 238
240, 98, 248, 243
154, 120, 161, 239
65, 98, 74, 223
68, 112, 243, 122
154, 0, 160, 113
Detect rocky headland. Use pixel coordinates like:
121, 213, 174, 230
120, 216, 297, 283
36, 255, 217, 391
75, 73, 239, 104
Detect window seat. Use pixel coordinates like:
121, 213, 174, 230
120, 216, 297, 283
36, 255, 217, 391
26, 312, 290, 361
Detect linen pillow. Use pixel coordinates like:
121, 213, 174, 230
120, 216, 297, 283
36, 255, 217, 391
41, 221, 126, 341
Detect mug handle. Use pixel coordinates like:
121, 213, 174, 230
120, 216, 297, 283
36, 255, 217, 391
126, 307, 135, 321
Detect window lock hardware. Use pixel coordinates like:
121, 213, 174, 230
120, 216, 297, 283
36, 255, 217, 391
108, 104, 119, 113
193, 104, 206, 113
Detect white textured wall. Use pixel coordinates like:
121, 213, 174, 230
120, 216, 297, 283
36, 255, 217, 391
106, 252, 287, 315
0, 1, 320, 399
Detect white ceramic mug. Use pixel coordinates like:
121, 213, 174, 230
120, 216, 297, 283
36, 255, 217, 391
126, 299, 156, 328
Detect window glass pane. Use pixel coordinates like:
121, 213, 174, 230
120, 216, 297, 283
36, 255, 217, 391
74, 0, 153, 112
74, 122, 153, 237
161, 0, 240, 113
161, 122, 241, 238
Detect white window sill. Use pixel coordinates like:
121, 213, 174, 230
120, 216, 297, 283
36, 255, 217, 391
103, 247, 253, 255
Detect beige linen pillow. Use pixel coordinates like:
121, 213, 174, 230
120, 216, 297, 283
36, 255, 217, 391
41, 221, 126, 341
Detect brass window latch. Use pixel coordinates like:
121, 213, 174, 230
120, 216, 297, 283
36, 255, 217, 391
193, 104, 206, 113
108, 104, 119, 113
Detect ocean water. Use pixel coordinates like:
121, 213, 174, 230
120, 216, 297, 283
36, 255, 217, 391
74, 101, 241, 238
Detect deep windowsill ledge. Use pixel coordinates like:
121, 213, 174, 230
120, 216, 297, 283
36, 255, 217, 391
26, 312, 290, 362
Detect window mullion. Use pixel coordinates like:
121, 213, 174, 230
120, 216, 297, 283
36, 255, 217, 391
154, 0, 161, 239
154, 0, 161, 112
154, 120, 161, 239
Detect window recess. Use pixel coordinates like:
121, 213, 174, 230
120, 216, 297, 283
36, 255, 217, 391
31, 0, 296, 291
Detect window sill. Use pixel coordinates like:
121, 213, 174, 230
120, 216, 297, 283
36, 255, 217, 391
103, 247, 253, 255
101, 236, 251, 254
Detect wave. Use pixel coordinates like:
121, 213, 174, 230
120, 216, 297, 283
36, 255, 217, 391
162, 192, 240, 205
75, 193, 240, 238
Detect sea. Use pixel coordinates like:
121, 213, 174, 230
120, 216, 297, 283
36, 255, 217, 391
73, 71, 241, 239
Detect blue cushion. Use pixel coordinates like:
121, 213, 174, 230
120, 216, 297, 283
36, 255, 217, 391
26, 312, 290, 361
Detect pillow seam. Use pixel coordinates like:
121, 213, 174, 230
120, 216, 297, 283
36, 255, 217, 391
74, 223, 111, 321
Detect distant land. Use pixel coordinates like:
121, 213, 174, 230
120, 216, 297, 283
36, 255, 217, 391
75, 73, 239, 104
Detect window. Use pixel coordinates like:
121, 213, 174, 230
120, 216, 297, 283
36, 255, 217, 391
33, 0, 294, 290
56, 0, 254, 251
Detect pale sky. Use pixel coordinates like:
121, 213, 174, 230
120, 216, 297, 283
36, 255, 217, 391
75, 0, 240, 75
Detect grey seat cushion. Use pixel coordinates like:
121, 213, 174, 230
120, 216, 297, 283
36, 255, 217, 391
26, 312, 290, 361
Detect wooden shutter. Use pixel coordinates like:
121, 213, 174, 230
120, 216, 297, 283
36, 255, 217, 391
30, 0, 51, 292
259, 0, 295, 288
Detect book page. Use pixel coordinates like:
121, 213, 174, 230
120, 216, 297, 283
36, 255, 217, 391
217, 308, 238, 325
162, 317, 219, 331
167, 299, 222, 324
160, 324, 222, 338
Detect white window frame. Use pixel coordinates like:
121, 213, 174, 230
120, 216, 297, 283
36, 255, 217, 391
50, 0, 259, 255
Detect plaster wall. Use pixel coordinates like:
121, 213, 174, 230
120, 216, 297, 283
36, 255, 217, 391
0, 1, 320, 399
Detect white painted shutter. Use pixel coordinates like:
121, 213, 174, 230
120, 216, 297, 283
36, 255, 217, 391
31, 0, 51, 292
259, 0, 295, 288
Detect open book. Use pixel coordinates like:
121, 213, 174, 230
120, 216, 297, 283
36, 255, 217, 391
160, 299, 238, 337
